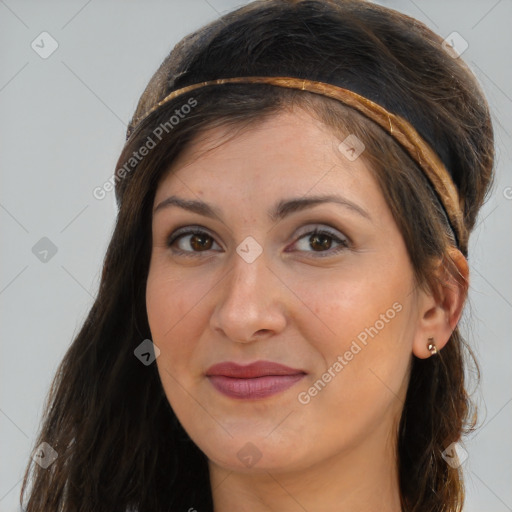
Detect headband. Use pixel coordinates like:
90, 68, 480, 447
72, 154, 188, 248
127, 76, 468, 253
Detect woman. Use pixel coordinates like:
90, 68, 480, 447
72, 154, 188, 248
21, 0, 494, 511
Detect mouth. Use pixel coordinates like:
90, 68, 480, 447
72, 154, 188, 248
205, 360, 307, 400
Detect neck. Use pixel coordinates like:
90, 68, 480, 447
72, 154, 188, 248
208, 417, 403, 512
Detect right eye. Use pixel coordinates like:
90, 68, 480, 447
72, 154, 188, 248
167, 227, 223, 257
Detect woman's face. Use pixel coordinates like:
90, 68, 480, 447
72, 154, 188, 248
146, 108, 424, 473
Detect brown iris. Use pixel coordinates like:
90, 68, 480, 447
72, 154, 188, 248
309, 233, 333, 251
189, 233, 213, 251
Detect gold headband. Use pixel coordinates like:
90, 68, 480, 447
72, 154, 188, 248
130, 76, 467, 252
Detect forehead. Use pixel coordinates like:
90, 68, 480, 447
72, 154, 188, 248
153, 108, 381, 214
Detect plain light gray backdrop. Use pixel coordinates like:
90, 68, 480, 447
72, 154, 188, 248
1, 1, 511, 511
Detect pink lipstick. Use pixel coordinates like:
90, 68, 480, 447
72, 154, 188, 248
205, 361, 306, 400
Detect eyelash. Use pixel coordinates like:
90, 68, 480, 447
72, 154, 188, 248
166, 225, 350, 258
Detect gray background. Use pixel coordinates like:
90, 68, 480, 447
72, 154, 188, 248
1, 1, 510, 510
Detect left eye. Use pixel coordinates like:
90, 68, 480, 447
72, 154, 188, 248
291, 228, 349, 256
167, 226, 349, 257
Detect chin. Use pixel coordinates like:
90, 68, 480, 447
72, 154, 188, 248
194, 430, 314, 473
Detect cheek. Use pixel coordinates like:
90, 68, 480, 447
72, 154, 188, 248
147, 259, 198, 336
290, 262, 413, 407
291, 258, 410, 347
145, 261, 215, 375
291, 284, 412, 455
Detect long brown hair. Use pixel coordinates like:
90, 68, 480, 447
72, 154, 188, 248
21, 1, 494, 511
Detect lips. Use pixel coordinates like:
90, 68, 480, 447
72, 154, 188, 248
205, 361, 306, 400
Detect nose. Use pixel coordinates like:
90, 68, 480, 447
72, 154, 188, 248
209, 249, 288, 344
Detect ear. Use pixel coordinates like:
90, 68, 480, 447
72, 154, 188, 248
412, 248, 469, 359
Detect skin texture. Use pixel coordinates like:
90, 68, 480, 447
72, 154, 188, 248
146, 108, 466, 512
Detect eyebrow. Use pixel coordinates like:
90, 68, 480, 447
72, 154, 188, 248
153, 194, 371, 223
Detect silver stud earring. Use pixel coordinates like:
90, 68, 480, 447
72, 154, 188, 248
427, 337, 438, 356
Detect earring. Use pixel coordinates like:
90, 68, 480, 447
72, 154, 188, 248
427, 337, 438, 356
